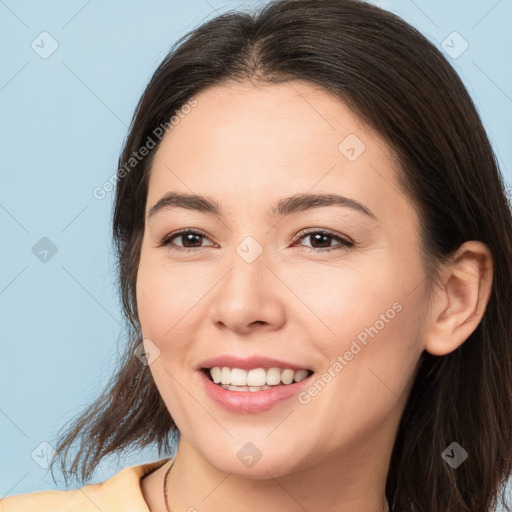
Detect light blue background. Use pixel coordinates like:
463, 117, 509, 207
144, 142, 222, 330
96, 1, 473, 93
1, 0, 511, 502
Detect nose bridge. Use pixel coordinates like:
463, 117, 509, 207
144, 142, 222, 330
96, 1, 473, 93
223, 233, 271, 302
211, 231, 285, 331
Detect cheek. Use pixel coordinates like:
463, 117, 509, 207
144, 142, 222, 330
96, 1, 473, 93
285, 256, 403, 341
298, 297, 423, 453
136, 253, 207, 342
135, 256, 210, 429
298, 255, 425, 398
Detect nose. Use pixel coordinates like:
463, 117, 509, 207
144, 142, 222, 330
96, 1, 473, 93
209, 241, 287, 335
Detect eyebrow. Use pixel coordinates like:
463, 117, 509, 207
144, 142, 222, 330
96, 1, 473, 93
148, 192, 376, 220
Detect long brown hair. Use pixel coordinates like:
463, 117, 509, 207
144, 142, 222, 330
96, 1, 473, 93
49, 1, 512, 510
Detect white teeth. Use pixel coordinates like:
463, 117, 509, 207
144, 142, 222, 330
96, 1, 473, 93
266, 367, 281, 385
221, 384, 271, 392
280, 369, 295, 385
220, 367, 231, 385
294, 369, 308, 382
211, 367, 221, 384
208, 366, 310, 388
231, 368, 247, 386
247, 368, 267, 387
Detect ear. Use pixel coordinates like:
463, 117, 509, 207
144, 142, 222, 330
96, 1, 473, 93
423, 241, 493, 356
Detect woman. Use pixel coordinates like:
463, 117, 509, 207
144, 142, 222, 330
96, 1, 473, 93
2, 0, 511, 511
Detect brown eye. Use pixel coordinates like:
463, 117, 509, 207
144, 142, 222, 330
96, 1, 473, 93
293, 229, 354, 252
160, 228, 353, 254
161, 229, 215, 252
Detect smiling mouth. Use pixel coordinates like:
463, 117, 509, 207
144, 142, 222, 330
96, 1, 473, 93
202, 367, 314, 391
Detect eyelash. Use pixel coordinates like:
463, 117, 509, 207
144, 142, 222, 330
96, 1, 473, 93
159, 228, 354, 253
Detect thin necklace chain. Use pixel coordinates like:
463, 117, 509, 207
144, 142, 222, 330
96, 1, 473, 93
163, 459, 391, 512
163, 460, 175, 512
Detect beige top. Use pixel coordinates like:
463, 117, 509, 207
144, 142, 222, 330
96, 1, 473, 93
0, 457, 171, 512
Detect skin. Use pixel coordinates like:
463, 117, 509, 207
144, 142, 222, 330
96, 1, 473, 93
137, 80, 493, 512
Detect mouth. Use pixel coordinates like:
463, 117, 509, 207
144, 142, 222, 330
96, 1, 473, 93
201, 366, 315, 392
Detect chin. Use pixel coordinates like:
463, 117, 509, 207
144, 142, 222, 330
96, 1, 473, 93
196, 439, 308, 480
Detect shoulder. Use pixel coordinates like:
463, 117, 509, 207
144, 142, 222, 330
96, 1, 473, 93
0, 487, 89, 511
0, 458, 171, 512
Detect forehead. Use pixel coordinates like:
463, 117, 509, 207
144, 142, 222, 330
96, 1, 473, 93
146, 80, 410, 223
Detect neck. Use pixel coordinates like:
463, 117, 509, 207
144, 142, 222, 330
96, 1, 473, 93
164, 438, 392, 512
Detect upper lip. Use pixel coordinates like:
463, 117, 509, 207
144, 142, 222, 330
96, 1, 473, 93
198, 355, 313, 371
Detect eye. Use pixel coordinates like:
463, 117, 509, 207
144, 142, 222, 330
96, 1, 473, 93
291, 229, 354, 252
160, 229, 217, 252
160, 228, 354, 253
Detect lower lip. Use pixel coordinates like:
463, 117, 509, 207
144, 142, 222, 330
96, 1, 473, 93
199, 370, 312, 413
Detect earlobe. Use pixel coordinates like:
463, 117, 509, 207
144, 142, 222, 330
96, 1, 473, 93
424, 241, 493, 357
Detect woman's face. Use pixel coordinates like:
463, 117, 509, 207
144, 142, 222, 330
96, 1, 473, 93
136, 80, 429, 478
